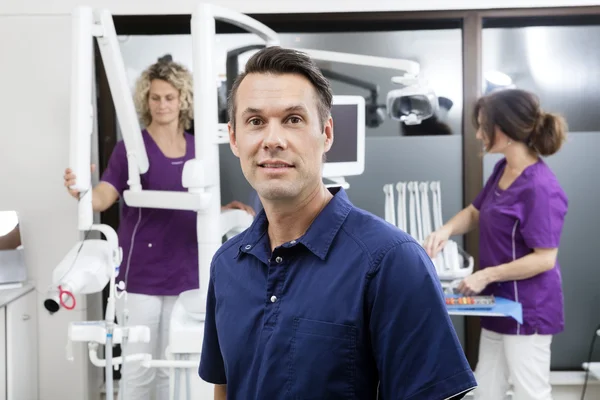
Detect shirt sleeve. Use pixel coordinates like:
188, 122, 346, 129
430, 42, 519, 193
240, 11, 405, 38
368, 241, 477, 400
198, 264, 227, 384
519, 183, 568, 249
99, 140, 128, 196
472, 158, 504, 210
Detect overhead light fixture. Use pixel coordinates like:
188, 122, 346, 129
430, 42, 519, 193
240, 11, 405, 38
484, 70, 515, 93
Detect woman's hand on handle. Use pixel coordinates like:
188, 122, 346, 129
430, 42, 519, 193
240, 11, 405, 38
423, 225, 451, 258
63, 165, 118, 212
64, 164, 96, 199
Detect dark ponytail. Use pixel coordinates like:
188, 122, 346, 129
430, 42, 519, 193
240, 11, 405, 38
473, 88, 568, 156
531, 112, 568, 156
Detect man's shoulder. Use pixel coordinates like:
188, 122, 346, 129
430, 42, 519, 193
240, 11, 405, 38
342, 206, 418, 265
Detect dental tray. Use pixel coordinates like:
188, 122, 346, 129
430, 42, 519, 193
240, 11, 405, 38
445, 295, 496, 309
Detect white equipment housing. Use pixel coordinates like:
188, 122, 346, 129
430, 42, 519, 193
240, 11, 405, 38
53, 3, 438, 399
384, 181, 474, 281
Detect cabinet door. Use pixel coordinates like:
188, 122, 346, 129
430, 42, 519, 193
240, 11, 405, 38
6, 291, 37, 400
0, 307, 6, 400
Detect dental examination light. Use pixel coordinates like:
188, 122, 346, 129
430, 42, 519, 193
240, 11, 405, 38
484, 70, 515, 94
387, 79, 439, 125
224, 45, 437, 128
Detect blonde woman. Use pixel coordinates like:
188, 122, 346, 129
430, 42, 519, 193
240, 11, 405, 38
63, 58, 254, 399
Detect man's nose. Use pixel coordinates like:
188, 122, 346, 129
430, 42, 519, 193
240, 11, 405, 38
262, 124, 287, 150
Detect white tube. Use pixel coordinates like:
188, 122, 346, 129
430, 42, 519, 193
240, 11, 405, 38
105, 324, 114, 400
69, 6, 94, 197
141, 359, 199, 369
89, 344, 199, 369
70, 7, 95, 231
88, 344, 149, 367
419, 182, 432, 239
192, 4, 222, 312
397, 182, 407, 232
78, 188, 93, 231
408, 182, 418, 241
413, 181, 423, 243
94, 9, 148, 176
383, 185, 395, 225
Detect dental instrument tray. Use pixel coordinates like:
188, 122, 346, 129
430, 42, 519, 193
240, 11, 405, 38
445, 295, 496, 310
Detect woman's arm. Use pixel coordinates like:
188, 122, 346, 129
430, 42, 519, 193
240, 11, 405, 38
483, 248, 558, 283
214, 384, 227, 400
458, 248, 558, 295
424, 205, 479, 257
91, 182, 119, 212
443, 204, 480, 236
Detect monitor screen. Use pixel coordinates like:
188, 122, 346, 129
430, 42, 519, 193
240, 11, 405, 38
323, 96, 365, 179
327, 104, 358, 163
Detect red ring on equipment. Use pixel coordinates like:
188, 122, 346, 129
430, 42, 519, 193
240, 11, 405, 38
58, 285, 76, 310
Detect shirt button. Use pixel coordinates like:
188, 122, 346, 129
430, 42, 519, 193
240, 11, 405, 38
290, 240, 296, 245
270, 295, 277, 303
245, 244, 252, 250
148, 243, 153, 248
275, 256, 283, 263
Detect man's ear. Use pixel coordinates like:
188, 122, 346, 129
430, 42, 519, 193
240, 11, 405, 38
323, 116, 334, 152
228, 122, 240, 158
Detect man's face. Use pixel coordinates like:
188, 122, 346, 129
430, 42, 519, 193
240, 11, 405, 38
229, 73, 333, 203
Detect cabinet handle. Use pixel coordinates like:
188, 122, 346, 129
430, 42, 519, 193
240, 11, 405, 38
22, 314, 30, 321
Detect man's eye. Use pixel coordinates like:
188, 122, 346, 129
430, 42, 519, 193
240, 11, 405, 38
249, 119, 262, 126
288, 117, 302, 124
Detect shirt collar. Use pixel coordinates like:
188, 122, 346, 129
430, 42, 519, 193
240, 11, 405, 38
238, 187, 353, 260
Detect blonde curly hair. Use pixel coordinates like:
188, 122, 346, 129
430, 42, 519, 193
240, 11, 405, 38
133, 59, 194, 130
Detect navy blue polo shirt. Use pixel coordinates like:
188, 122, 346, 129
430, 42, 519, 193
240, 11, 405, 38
199, 187, 476, 399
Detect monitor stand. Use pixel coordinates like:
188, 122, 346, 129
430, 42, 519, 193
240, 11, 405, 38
323, 176, 349, 189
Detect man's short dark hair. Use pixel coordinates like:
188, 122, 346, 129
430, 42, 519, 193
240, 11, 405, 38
227, 46, 333, 131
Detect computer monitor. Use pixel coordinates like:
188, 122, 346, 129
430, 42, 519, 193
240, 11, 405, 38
323, 95, 366, 179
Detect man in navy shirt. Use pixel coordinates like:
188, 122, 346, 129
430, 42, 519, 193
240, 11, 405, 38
199, 46, 477, 399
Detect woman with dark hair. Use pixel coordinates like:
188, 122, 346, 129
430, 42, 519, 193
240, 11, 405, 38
424, 88, 569, 400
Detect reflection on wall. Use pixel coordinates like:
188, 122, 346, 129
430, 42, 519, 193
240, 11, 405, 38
118, 28, 463, 137
483, 26, 600, 132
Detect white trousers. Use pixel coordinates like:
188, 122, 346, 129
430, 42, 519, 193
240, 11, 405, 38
473, 328, 553, 400
116, 293, 178, 400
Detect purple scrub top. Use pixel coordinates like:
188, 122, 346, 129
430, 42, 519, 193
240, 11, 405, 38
101, 129, 199, 296
472, 157, 568, 335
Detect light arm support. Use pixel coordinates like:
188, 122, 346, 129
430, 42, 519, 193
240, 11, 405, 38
226, 44, 267, 94
296, 48, 420, 78
93, 9, 149, 183
209, 4, 279, 46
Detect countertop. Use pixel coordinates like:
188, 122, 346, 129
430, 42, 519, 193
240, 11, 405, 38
0, 282, 34, 308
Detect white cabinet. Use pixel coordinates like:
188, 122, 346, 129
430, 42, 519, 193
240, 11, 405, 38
0, 290, 38, 400
0, 307, 6, 400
